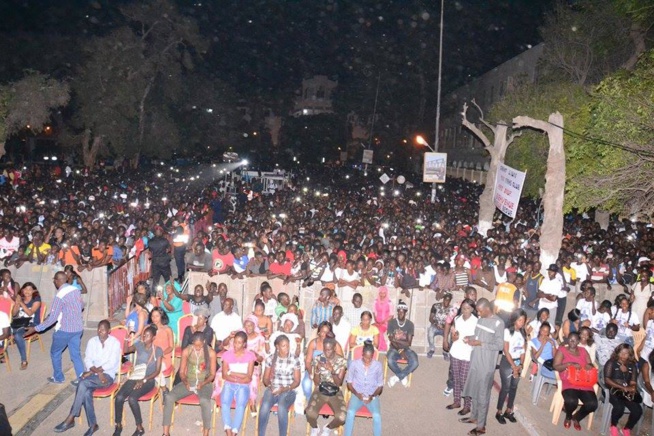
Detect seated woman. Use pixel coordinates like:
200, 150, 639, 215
253, 300, 273, 339
160, 280, 184, 339
526, 308, 550, 339
344, 341, 383, 436
149, 308, 174, 377
267, 313, 302, 358
610, 295, 641, 346
552, 331, 598, 430
112, 325, 162, 436
124, 293, 149, 341
173, 284, 212, 314
131, 281, 157, 311
603, 344, 642, 436
181, 307, 215, 349
529, 322, 557, 379
561, 309, 582, 343
287, 304, 305, 340
258, 334, 301, 436
303, 322, 344, 403
10, 282, 42, 370
243, 315, 266, 417
348, 311, 379, 349
305, 337, 347, 436
162, 331, 217, 436
220, 331, 256, 436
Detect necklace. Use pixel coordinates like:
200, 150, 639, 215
397, 318, 407, 328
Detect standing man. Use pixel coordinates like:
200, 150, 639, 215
53, 320, 121, 435
24, 271, 85, 384
538, 264, 566, 331
460, 298, 504, 436
386, 301, 418, 388
148, 226, 172, 289
427, 292, 455, 359
172, 220, 189, 283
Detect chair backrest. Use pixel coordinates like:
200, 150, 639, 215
110, 325, 129, 353
39, 302, 47, 324
350, 345, 380, 361
176, 314, 194, 345
182, 300, 191, 315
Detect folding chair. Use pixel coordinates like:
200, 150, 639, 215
305, 403, 343, 436
25, 303, 47, 360
383, 354, 413, 387
78, 353, 122, 425
109, 325, 132, 375
174, 314, 194, 361
349, 345, 380, 361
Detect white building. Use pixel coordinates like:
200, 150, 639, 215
292, 75, 337, 117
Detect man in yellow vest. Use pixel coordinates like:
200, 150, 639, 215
494, 274, 521, 325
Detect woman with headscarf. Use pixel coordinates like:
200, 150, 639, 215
267, 313, 302, 358
373, 286, 394, 351
243, 314, 266, 417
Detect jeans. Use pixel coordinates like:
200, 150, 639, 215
386, 348, 419, 381
302, 371, 313, 401
427, 325, 444, 352
562, 389, 598, 422
220, 382, 249, 432
257, 388, 296, 436
497, 358, 520, 410
609, 394, 643, 429
70, 373, 113, 427
173, 246, 186, 281
114, 379, 156, 426
12, 327, 28, 362
555, 297, 568, 327
344, 395, 381, 436
163, 382, 213, 428
51, 330, 84, 382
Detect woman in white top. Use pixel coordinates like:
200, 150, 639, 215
637, 307, 654, 366
445, 299, 478, 416
526, 307, 550, 339
579, 326, 597, 366
630, 270, 654, 323
611, 295, 641, 345
496, 309, 527, 425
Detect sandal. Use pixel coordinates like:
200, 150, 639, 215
21, 361, 28, 370
468, 429, 486, 435
446, 403, 461, 410
458, 408, 471, 416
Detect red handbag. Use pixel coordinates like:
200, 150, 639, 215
565, 366, 598, 388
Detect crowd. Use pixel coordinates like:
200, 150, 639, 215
1, 162, 654, 435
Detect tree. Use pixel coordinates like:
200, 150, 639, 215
0, 72, 69, 160
567, 49, 654, 217
539, 0, 636, 85
513, 112, 566, 269
68, 0, 207, 167
461, 100, 520, 236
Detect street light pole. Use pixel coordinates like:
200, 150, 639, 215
432, 0, 445, 203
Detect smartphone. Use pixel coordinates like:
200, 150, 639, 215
319, 355, 327, 363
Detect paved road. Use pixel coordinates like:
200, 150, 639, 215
3, 328, 612, 435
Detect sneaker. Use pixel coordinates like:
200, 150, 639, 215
71, 379, 80, 387
401, 377, 409, 387
427, 350, 434, 359
387, 375, 399, 388
48, 377, 65, 384
443, 387, 453, 396
609, 426, 619, 436
622, 429, 631, 436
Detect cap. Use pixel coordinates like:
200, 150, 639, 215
547, 264, 559, 273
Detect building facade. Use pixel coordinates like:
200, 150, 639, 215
292, 75, 338, 117
438, 43, 544, 168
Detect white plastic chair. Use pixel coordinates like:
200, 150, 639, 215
531, 362, 557, 406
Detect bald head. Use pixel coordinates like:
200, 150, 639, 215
476, 298, 490, 309
476, 298, 492, 317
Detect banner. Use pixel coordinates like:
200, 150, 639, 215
423, 152, 447, 183
362, 149, 373, 164
493, 163, 526, 218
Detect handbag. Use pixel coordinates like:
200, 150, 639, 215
318, 382, 339, 396
10, 317, 31, 330
610, 384, 642, 403
565, 366, 598, 388
543, 358, 554, 371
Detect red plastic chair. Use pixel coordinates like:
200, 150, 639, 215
182, 300, 191, 315
384, 356, 413, 387
349, 345, 380, 361
78, 353, 122, 424
174, 314, 194, 358
0, 297, 12, 318
255, 402, 295, 436
305, 403, 343, 435
109, 325, 133, 375
210, 397, 248, 434
25, 303, 47, 360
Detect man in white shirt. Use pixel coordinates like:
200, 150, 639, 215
210, 298, 242, 351
571, 255, 590, 293
342, 293, 370, 326
575, 286, 597, 323
538, 264, 564, 328
330, 305, 351, 354
0, 227, 19, 261
53, 320, 121, 435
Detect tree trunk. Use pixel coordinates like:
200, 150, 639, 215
82, 130, 102, 169
623, 24, 647, 71
477, 124, 510, 236
0, 141, 5, 162
130, 152, 140, 169
138, 81, 153, 152
513, 113, 565, 270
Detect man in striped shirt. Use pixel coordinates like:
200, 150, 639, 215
311, 288, 335, 329
24, 271, 85, 384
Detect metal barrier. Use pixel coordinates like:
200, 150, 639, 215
107, 253, 151, 319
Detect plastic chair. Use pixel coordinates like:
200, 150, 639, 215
174, 314, 194, 358
118, 349, 161, 431
598, 370, 643, 435
633, 328, 646, 358
383, 354, 413, 387
109, 325, 132, 375
78, 353, 122, 425
254, 402, 295, 436
521, 344, 532, 378
531, 362, 557, 405
550, 369, 597, 430
0, 297, 12, 317
182, 300, 191, 315
305, 402, 343, 436
349, 345, 380, 361
25, 302, 47, 360
210, 397, 248, 435
637, 373, 654, 436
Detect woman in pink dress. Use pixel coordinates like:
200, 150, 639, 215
243, 314, 266, 416
373, 286, 394, 351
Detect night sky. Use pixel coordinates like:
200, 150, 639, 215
0, 0, 553, 98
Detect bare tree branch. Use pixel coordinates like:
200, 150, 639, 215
461, 102, 491, 150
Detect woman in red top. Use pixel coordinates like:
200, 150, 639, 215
552, 331, 598, 430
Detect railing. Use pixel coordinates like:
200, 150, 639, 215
107, 252, 151, 318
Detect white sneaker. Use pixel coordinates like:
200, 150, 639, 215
401, 377, 409, 387
443, 387, 453, 396
388, 375, 399, 388
310, 427, 321, 436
